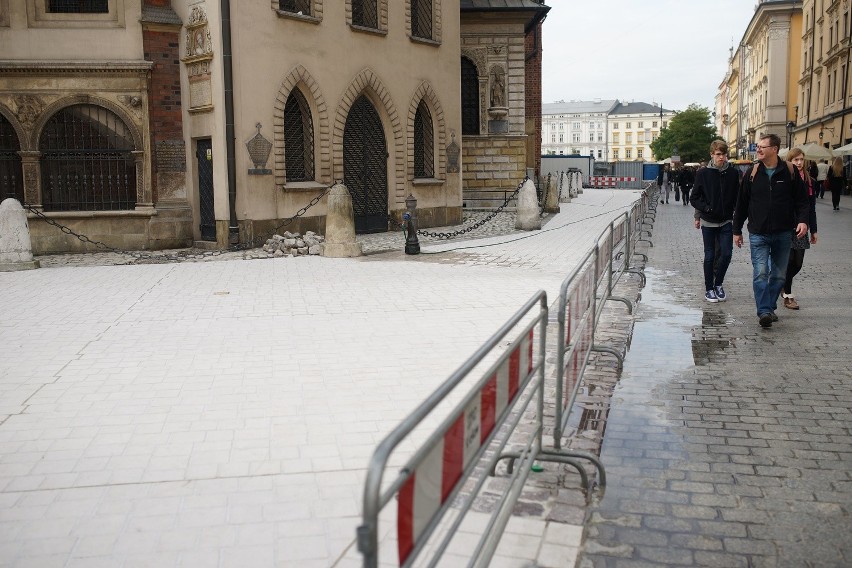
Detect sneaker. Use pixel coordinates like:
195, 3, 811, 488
714, 285, 727, 301
771, 311, 779, 322
759, 313, 773, 328
783, 296, 799, 310
704, 289, 719, 303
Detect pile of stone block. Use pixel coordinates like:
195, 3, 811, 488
261, 231, 324, 257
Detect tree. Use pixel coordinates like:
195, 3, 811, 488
650, 104, 718, 162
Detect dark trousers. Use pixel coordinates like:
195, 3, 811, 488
784, 248, 805, 295
701, 223, 733, 291
831, 187, 841, 209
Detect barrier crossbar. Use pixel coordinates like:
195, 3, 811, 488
358, 291, 549, 568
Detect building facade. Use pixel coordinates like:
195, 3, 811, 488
718, 1, 803, 158
608, 102, 675, 162
540, 99, 616, 160
793, 0, 852, 149
0, 0, 549, 253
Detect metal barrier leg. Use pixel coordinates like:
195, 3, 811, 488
492, 452, 590, 496
625, 267, 647, 287
533, 449, 606, 501
606, 295, 634, 314
592, 344, 624, 372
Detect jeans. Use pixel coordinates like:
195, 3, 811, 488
701, 223, 733, 291
748, 231, 793, 316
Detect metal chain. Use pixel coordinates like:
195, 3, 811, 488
416, 177, 527, 239
22, 187, 329, 263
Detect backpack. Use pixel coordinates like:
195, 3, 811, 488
749, 160, 794, 182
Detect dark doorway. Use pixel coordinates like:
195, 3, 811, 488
343, 95, 388, 234
195, 138, 215, 241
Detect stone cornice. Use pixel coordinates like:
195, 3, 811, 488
0, 61, 153, 74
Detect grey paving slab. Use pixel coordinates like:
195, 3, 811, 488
578, 198, 852, 567
0, 190, 642, 567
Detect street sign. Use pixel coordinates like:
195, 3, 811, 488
749, 143, 757, 152
671, 155, 680, 162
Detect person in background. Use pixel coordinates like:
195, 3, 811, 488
657, 164, 671, 204
680, 166, 694, 207
816, 159, 830, 198
690, 140, 739, 303
733, 134, 809, 328
781, 148, 818, 310
827, 156, 846, 211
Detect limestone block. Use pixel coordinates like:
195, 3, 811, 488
0, 198, 40, 271
514, 179, 541, 231
320, 182, 362, 258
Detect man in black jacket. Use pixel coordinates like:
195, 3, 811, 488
690, 140, 740, 303
733, 134, 809, 328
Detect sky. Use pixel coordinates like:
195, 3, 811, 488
542, 1, 758, 113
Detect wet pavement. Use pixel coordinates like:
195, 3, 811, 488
578, 199, 852, 567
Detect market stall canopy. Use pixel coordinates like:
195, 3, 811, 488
831, 142, 852, 156
796, 143, 834, 160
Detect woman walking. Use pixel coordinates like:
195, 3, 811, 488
657, 164, 671, 204
781, 148, 818, 310
827, 156, 846, 211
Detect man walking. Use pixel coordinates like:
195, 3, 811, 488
690, 140, 739, 303
733, 134, 809, 328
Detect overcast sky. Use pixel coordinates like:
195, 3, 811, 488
542, 1, 758, 113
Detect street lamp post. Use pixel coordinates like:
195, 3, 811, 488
786, 121, 796, 149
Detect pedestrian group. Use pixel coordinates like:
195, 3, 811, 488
682, 135, 845, 328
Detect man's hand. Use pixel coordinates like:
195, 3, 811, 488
694, 219, 700, 229
795, 223, 808, 239
810, 232, 818, 245
734, 234, 743, 248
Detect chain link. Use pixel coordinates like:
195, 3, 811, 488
22, 187, 329, 264
416, 177, 527, 239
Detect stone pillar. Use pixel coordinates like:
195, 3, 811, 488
320, 183, 362, 257
514, 178, 541, 230
544, 174, 559, 213
18, 151, 42, 209
132, 150, 153, 209
0, 198, 40, 271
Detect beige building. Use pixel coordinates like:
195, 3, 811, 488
0, 0, 548, 253
720, 1, 802, 158
608, 102, 675, 162
793, 0, 852, 149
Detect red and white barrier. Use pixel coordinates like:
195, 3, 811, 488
588, 176, 637, 188
397, 330, 534, 563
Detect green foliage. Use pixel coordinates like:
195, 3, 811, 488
650, 104, 718, 162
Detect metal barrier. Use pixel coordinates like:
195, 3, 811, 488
587, 176, 637, 189
358, 291, 549, 568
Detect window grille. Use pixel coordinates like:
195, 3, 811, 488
461, 57, 480, 135
284, 89, 315, 182
279, 0, 311, 15
411, 0, 432, 39
352, 0, 378, 28
0, 114, 23, 204
39, 104, 136, 212
47, 0, 108, 13
414, 101, 434, 178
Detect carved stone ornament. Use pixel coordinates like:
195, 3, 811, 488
245, 123, 273, 170
117, 95, 143, 120
13, 95, 45, 128
446, 132, 459, 174
185, 6, 212, 58
489, 65, 506, 109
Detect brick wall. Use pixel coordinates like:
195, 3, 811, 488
142, 5, 183, 204
525, 21, 543, 178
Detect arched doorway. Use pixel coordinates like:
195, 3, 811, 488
343, 95, 388, 234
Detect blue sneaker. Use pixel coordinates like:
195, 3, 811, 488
714, 285, 727, 301
704, 289, 719, 303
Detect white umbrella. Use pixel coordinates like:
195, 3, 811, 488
797, 142, 834, 160
778, 147, 791, 159
831, 142, 852, 156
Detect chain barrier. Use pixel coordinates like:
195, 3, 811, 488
22, 187, 329, 264
416, 177, 527, 239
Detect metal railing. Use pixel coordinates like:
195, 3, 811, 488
358, 291, 548, 568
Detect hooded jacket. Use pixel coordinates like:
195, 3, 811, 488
690, 161, 740, 224
733, 160, 809, 236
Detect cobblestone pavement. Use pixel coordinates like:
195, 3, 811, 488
578, 199, 852, 567
1, 189, 642, 567
32, 210, 542, 268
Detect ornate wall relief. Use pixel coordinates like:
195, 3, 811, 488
182, 6, 214, 113
13, 95, 45, 129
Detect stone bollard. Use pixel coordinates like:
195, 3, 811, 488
574, 171, 583, 195
559, 172, 571, 204
320, 183, 363, 258
514, 178, 541, 230
0, 198, 40, 271
544, 174, 559, 212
